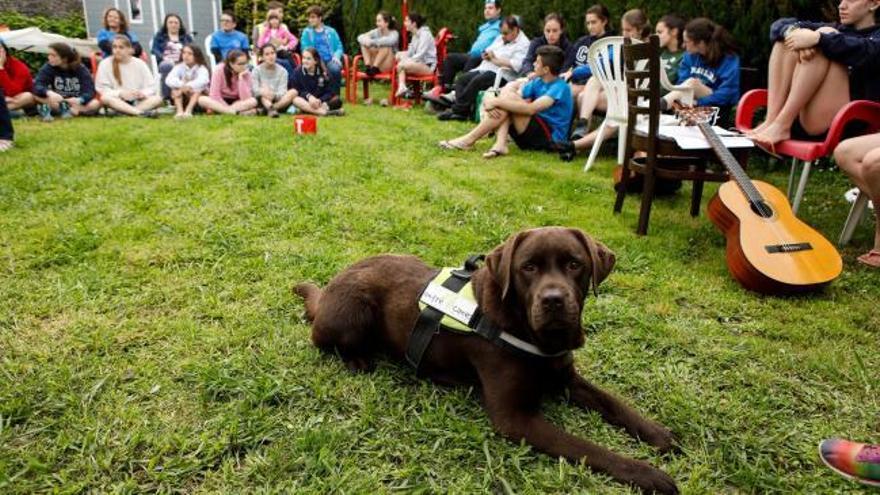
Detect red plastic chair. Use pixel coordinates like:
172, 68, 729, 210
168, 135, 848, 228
736, 89, 880, 214
390, 27, 454, 106
90, 51, 102, 76
348, 54, 393, 105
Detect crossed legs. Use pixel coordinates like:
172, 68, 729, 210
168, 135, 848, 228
197, 95, 258, 115
101, 94, 164, 116
5, 92, 35, 111
34, 91, 101, 116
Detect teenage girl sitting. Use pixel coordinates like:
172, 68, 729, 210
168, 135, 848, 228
198, 50, 259, 116
289, 48, 345, 117
95, 36, 164, 118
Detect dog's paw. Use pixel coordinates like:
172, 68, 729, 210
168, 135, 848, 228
639, 422, 679, 454
617, 461, 678, 495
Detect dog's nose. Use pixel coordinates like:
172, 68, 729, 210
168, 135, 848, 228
540, 289, 565, 311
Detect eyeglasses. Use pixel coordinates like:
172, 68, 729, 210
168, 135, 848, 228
501, 30, 511, 35
221, 18, 234, 23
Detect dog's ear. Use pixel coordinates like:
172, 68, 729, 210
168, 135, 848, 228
568, 228, 616, 296
485, 230, 529, 300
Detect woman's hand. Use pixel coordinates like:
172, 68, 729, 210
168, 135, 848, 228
784, 28, 821, 50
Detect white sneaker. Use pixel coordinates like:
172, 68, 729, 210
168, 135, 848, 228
844, 187, 875, 210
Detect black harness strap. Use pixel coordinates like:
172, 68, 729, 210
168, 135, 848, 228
406, 255, 484, 372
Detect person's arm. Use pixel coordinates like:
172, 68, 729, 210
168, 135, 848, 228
300, 29, 313, 51
696, 56, 740, 106
410, 31, 432, 64
238, 32, 251, 53
257, 29, 272, 48
165, 64, 182, 88
571, 64, 592, 81
192, 66, 210, 92
330, 29, 344, 61
78, 66, 96, 103
374, 29, 398, 48
151, 34, 164, 60
818, 31, 880, 70
239, 72, 253, 100
520, 40, 539, 75
284, 27, 298, 51
469, 22, 500, 57
493, 38, 529, 73
32, 65, 51, 98
493, 93, 554, 115
136, 60, 156, 96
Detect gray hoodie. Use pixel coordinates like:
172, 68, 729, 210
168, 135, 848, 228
406, 26, 437, 68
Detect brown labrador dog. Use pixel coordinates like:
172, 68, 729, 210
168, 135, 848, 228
294, 227, 678, 493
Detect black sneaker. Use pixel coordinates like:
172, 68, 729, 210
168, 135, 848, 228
557, 141, 576, 162
570, 119, 589, 140
437, 110, 468, 121
139, 110, 158, 118
424, 92, 452, 109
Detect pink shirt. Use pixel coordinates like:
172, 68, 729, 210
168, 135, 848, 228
258, 26, 298, 51
209, 63, 254, 102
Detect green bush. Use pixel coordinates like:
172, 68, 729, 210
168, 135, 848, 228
340, 0, 839, 73
0, 12, 87, 71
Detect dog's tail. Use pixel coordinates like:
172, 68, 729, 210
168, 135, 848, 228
293, 283, 322, 322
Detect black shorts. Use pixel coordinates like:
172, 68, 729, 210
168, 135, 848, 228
510, 116, 555, 151
223, 97, 238, 106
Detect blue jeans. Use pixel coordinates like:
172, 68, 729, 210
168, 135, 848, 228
0, 88, 13, 141
159, 61, 174, 100
326, 58, 343, 89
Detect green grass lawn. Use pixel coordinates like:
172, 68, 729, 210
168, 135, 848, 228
1, 106, 877, 494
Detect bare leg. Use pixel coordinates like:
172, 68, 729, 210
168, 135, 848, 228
34, 91, 64, 111
396, 60, 432, 96
752, 53, 850, 146
184, 92, 201, 115
67, 97, 101, 116
197, 95, 237, 115
231, 97, 258, 114
749, 42, 798, 135
292, 96, 328, 116
448, 109, 508, 147
172, 89, 185, 115
101, 95, 144, 116
360, 45, 375, 66
373, 47, 394, 73
569, 83, 585, 99
136, 95, 164, 112
273, 89, 298, 111
7, 92, 35, 111
488, 115, 511, 155
577, 77, 605, 120
835, 133, 880, 253
573, 123, 619, 151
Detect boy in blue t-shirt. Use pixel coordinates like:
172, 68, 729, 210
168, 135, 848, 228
438, 45, 573, 159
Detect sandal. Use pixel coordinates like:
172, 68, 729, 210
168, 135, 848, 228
856, 250, 880, 268
482, 148, 508, 159
438, 140, 472, 151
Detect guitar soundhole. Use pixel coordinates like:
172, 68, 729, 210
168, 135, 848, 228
750, 201, 774, 219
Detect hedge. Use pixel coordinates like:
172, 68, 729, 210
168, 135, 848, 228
0, 12, 87, 71
338, 0, 839, 74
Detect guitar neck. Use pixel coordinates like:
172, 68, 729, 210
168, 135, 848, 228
696, 122, 763, 205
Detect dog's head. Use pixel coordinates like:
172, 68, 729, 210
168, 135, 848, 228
485, 227, 615, 354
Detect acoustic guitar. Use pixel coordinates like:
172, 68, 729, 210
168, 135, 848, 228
678, 107, 842, 294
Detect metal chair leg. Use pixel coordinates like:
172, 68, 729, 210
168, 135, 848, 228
786, 158, 798, 200
791, 160, 812, 215
839, 191, 869, 246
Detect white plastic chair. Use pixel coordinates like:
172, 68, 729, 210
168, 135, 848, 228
839, 188, 873, 246
204, 34, 217, 71
583, 37, 627, 172
583, 37, 695, 172
148, 37, 163, 96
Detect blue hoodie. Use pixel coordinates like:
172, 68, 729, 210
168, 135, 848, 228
300, 25, 344, 62
677, 52, 740, 107
770, 18, 880, 102
469, 18, 502, 57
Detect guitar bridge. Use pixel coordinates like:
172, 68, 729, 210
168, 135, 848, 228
765, 243, 813, 253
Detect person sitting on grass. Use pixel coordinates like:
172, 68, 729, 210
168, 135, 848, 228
820, 438, 880, 486
0, 88, 13, 152
95, 36, 163, 118
97, 8, 144, 58
661, 18, 741, 113
835, 132, 880, 268
393, 13, 437, 99
289, 48, 344, 117
438, 45, 572, 160
748, 0, 879, 149
198, 49, 258, 116
210, 11, 251, 65
166, 45, 210, 119
570, 9, 652, 150
356, 10, 399, 81
32, 42, 101, 121
657, 14, 686, 86
0, 39, 35, 113
152, 14, 194, 101
252, 44, 297, 117
434, 15, 529, 121
300, 6, 345, 84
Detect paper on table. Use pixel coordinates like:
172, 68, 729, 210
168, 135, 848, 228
635, 122, 755, 150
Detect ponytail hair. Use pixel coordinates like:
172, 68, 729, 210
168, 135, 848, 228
223, 49, 246, 88
659, 14, 686, 48
586, 4, 613, 34
378, 10, 397, 31
49, 42, 81, 71
685, 17, 738, 67
111, 35, 133, 85
622, 9, 651, 40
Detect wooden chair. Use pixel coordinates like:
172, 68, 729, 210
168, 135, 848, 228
614, 35, 749, 235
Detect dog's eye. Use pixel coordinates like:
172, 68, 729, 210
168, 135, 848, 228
567, 260, 583, 271
521, 262, 537, 273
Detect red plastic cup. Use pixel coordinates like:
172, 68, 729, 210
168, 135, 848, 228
293, 115, 317, 135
